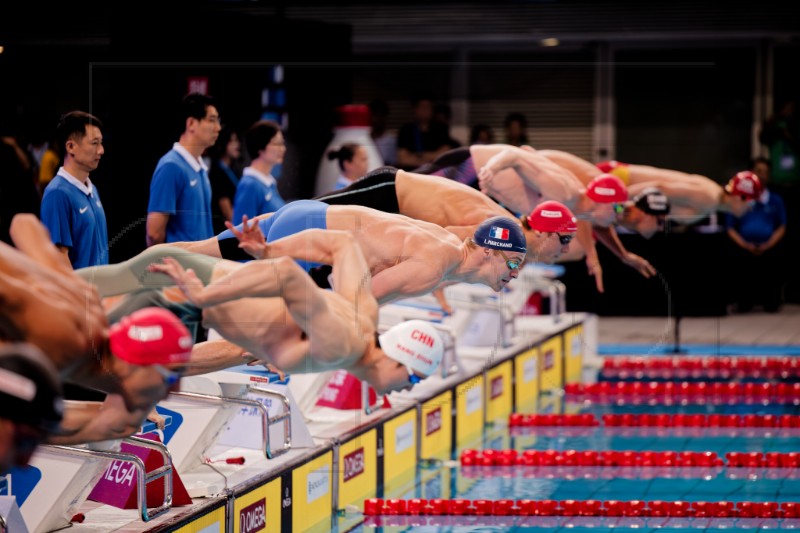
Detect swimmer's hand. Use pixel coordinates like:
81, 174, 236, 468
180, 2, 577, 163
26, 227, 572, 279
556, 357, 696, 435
477, 165, 497, 194
147, 257, 207, 306
245, 356, 287, 381
622, 252, 657, 278
586, 256, 605, 293
225, 216, 268, 260
147, 408, 166, 430
432, 287, 454, 316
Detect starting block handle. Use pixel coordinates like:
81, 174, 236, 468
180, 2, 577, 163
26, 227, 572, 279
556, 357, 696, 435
361, 380, 382, 415
123, 436, 174, 521
452, 299, 516, 347
548, 280, 567, 322
169, 391, 289, 460
247, 387, 293, 459
45, 443, 174, 522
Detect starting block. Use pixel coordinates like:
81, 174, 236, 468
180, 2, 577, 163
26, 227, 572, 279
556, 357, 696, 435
195, 364, 314, 452
0, 495, 26, 533
6, 436, 176, 532
152, 386, 291, 474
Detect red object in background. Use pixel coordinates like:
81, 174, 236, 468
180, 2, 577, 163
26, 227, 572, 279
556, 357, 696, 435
314, 370, 390, 410
187, 76, 209, 95
521, 292, 544, 316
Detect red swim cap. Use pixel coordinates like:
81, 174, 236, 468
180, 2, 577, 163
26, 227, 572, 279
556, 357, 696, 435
527, 201, 578, 233
109, 308, 193, 366
725, 171, 763, 200
586, 174, 628, 203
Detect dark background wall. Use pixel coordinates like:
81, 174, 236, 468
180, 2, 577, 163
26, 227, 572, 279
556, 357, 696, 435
2, 2, 799, 315
1, 5, 353, 262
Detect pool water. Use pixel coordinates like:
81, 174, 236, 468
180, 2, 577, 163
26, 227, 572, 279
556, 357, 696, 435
357, 349, 800, 532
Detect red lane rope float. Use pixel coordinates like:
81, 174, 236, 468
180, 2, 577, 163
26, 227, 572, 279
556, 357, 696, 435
460, 449, 723, 467
363, 515, 800, 528
564, 381, 800, 402
363, 498, 800, 518
459, 465, 800, 481
602, 356, 800, 380
459, 449, 800, 468
508, 412, 800, 427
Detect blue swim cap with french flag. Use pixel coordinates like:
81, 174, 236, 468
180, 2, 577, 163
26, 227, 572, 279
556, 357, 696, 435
473, 216, 527, 254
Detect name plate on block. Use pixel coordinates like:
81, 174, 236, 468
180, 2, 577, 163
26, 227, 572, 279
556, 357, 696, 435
203, 365, 315, 450
88, 434, 192, 510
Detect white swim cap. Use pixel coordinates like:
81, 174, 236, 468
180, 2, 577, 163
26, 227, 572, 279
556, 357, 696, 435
379, 320, 444, 378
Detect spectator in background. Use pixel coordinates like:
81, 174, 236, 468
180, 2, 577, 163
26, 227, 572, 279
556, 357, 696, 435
725, 157, 787, 313
760, 99, 800, 194
146, 93, 219, 246
207, 127, 243, 234
0, 118, 40, 245
40, 111, 108, 268
759, 98, 800, 303
396, 95, 454, 170
503, 112, 529, 147
38, 137, 61, 188
328, 143, 370, 190
369, 99, 397, 166
433, 102, 462, 149
470, 123, 495, 145
232, 119, 287, 224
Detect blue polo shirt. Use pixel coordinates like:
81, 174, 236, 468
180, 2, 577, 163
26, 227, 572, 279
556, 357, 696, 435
725, 189, 787, 244
41, 168, 108, 268
148, 143, 214, 242
232, 166, 286, 224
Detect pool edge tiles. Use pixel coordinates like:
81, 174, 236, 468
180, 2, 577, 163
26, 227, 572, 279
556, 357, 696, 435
290, 450, 333, 533
381, 409, 418, 497
231, 476, 281, 533
172, 503, 226, 533
420, 391, 453, 462
485, 361, 514, 423
564, 324, 585, 384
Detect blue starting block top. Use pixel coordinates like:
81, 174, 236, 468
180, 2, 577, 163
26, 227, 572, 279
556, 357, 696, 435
224, 364, 290, 385
526, 262, 566, 278
139, 414, 174, 435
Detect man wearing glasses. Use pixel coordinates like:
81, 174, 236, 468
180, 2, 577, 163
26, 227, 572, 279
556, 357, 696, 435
147, 93, 221, 247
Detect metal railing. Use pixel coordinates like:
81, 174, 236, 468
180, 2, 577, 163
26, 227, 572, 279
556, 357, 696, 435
45, 436, 174, 522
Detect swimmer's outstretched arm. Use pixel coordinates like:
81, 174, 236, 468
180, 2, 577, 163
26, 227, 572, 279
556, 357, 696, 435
478, 146, 583, 203
48, 395, 149, 444
8, 213, 73, 273
157, 229, 353, 304
76, 247, 219, 297
593, 225, 656, 278
576, 220, 604, 293
182, 338, 256, 377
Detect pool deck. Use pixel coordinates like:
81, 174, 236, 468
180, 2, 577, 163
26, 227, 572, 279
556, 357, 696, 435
598, 304, 800, 347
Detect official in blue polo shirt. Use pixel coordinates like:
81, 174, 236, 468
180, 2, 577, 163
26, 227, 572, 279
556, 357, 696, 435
40, 111, 108, 268
725, 157, 788, 312
232, 119, 287, 224
146, 93, 220, 246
